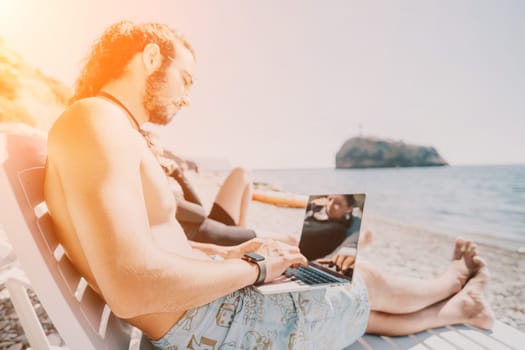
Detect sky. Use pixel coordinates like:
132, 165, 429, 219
1, 0, 524, 169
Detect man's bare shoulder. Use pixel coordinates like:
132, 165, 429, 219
48, 97, 140, 159
49, 97, 130, 141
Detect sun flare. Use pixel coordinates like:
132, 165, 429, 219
0, 0, 28, 28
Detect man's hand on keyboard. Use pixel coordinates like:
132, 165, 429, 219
318, 254, 355, 276
255, 240, 308, 283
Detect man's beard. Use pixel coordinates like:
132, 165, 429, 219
143, 67, 178, 125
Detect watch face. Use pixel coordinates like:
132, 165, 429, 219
244, 253, 265, 262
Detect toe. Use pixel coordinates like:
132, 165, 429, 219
453, 237, 467, 259
476, 262, 489, 277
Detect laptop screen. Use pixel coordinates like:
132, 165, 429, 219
298, 193, 366, 261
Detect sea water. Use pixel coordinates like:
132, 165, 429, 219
253, 164, 525, 250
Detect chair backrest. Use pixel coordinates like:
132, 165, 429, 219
0, 130, 135, 350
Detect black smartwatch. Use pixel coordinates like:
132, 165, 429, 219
241, 253, 266, 286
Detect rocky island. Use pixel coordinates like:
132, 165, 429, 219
335, 136, 448, 169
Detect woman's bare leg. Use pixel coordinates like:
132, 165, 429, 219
213, 167, 297, 244
237, 175, 253, 227
359, 239, 484, 314
365, 267, 494, 335
213, 167, 252, 227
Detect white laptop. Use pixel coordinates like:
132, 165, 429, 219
253, 193, 366, 295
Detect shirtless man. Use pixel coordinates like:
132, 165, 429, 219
44, 21, 494, 348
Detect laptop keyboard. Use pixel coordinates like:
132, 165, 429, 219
285, 265, 340, 285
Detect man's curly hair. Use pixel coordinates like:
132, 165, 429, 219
70, 20, 194, 104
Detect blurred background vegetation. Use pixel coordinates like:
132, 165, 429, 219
0, 37, 70, 131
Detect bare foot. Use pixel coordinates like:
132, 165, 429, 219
463, 241, 485, 276
452, 237, 467, 260
447, 238, 485, 292
452, 268, 494, 329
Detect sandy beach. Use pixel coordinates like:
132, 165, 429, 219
1, 171, 524, 349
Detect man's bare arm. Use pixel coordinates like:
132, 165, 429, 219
190, 238, 265, 259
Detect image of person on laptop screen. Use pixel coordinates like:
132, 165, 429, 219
44, 20, 494, 349
299, 194, 366, 260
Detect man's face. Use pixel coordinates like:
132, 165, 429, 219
144, 42, 195, 125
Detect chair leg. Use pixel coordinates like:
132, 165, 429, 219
5, 279, 52, 350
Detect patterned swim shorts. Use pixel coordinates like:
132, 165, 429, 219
149, 271, 369, 350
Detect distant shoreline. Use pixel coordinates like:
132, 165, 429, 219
247, 163, 525, 171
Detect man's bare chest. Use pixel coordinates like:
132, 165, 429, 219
140, 149, 177, 225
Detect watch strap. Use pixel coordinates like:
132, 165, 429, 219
242, 254, 266, 285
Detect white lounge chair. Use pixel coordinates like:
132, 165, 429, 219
1, 127, 524, 350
